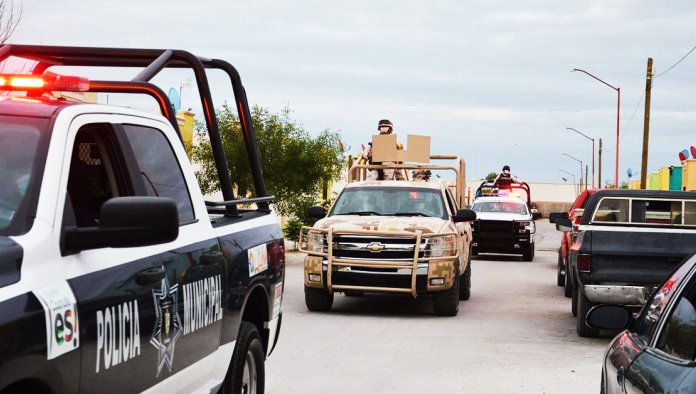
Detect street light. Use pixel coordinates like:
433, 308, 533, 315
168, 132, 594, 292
563, 153, 583, 192
572, 68, 620, 188
566, 127, 595, 189
559, 169, 577, 195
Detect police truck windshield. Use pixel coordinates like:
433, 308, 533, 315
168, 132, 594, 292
0, 118, 50, 235
330, 187, 446, 219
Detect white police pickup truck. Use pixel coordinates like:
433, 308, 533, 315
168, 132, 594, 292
0, 45, 284, 394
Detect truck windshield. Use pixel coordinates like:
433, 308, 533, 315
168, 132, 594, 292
473, 201, 528, 215
0, 117, 50, 236
330, 187, 446, 219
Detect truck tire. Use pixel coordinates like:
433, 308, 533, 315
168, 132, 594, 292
433, 266, 460, 316
576, 289, 599, 337
571, 284, 578, 317
564, 268, 572, 298
459, 259, 471, 301
523, 242, 534, 261
556, 248, 565, 287
304, 286, 333, 311
220, 321, 265, 394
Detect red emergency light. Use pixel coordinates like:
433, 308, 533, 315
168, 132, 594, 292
0, 72, 90, 92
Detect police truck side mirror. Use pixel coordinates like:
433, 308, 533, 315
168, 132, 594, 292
532, 212, 542, 220
548, 212, 569, 223
453, 209, 476, 223
63, 197, 179, 254
308, 206, 327, 219
555, 218, 573, 232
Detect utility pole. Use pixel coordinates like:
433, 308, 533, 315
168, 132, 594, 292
640, 58, 653, 189
585, 165, 589, 190
598, 138, 603, 188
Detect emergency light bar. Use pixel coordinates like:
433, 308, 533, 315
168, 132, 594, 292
0, 73, 90, 92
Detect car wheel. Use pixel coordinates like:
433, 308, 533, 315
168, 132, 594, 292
556, 248, 565, 287
564, 267, 573, 298
433, 266, 460, 316
459, 258, 472, 301
571, 284, 578, 317
523, 242, 534, 261
305, 286, 333, 311
576, 289, 600, 337
219, 321, 265, 394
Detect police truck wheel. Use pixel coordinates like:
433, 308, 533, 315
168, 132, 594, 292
304, 286, 333, 311
459, 259, 472, 301
576, 289, 600, 337
522, 243, 534, 261
220, 321, 265, 394
556, 249, 565, 287
433, 267, 460, 316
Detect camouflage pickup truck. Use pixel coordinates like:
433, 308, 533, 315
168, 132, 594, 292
299, 156, 476, 316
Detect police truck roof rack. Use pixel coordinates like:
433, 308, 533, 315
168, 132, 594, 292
475, 180, 532, 208
0, 44, 272, 216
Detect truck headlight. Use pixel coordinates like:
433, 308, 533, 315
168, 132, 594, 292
306, 232, 326, 253
518, 221, 535, 233
427, 236, 455, 257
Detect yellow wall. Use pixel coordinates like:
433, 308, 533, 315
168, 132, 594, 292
176, 111, 195, 159
684, 160, 696, 191
659, 167, 670, 190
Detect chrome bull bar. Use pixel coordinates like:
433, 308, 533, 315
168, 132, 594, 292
299, 226, 459, 297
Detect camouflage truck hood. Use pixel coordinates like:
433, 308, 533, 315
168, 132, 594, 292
314, 215, 449, 235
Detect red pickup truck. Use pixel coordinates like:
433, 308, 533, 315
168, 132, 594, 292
550, 189, 596, 301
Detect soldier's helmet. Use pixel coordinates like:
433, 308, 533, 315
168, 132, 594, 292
377, 119, 393, 134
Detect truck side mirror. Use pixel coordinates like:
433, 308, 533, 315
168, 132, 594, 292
532, 212, 542, 220
549, 212, 569, 223
453, 209, 476, 223
308, 206, 327, 219
555, 218, 573, 232
63, 197, 179, 254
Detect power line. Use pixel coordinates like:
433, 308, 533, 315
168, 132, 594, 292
655, 44, 696, 78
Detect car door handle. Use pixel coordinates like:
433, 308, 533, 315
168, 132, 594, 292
136, 267, 166, 286
201, 251, 223, 266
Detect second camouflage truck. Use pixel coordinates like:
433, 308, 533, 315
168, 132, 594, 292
300, 151, 476, 316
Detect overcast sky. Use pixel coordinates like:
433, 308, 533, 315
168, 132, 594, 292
11, 0, 696, 184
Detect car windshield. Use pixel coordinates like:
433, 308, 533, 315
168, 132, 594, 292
0, 117, 50, 236
472, 201, 528, 215
330, 187, 446, 218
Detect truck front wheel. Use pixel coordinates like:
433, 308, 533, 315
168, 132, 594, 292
556, 248, 565, 286
522, 242, 535, 261
433, 267, 460, 316
304, 286, 334, 311
459, 258, 472, 301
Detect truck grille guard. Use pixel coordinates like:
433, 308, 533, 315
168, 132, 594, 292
299, 226, 458, 297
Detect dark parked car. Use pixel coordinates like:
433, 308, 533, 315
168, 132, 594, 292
588, 252, 696, 393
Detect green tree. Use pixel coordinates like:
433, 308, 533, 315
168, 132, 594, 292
192, 104, 344, 219
485, 172, 498, 182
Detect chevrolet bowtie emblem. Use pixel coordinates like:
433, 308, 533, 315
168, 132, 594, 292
366, 242, 385, 252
